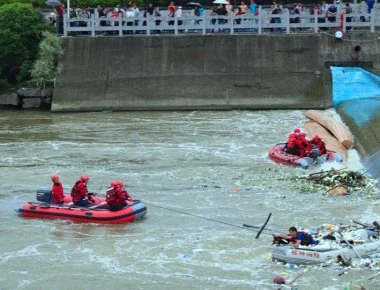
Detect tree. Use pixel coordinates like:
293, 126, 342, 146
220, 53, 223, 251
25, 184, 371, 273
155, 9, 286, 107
31, 31, 64, 87
0, 3, 50, 89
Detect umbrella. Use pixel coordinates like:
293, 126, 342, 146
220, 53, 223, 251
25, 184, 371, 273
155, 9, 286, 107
45, 0, 61, 7
187, 2, 203, 7
213, 0, 230, 4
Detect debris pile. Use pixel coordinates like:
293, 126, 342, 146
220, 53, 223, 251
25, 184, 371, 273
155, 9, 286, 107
292, 168, 377, 196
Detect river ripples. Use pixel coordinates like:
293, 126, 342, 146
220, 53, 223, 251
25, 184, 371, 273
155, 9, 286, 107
0, 110, 378, 290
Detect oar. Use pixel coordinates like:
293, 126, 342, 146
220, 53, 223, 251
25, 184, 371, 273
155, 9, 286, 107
243, 224, 277, 236
352, 220, 368, 228
255, 213, 272, 239
337, 232, 362, 260
289, 268, 309, 285
369, 272, 380, 280
88, 201, 107, 210
242, 224, 277, 233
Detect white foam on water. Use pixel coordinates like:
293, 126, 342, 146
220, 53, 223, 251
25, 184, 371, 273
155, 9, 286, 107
0, 110, 378, 289
0, 244, 43, 263
78, 247, 129, 273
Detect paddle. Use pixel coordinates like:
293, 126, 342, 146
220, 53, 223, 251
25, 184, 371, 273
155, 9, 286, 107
242, 224, 277, 233
243, 226, 275, 236
352, 220, 368, 228
289, 268, 309, 285
337, 232, 362, 259
255, 213, 272, 239
88, 201, 107, 210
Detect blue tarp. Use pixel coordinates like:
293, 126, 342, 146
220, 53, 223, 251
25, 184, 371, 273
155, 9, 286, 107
331, 66, 380, 107
331, 66, 380, 181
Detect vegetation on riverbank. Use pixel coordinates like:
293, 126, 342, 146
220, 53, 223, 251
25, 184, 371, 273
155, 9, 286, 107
0, 2, 63, 92
31, 31, 64, 87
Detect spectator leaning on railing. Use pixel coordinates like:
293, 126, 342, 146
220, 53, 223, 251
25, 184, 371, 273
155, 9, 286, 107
326, 3, 337, 22
345, 2, 353, 30
56, 1, 64, 35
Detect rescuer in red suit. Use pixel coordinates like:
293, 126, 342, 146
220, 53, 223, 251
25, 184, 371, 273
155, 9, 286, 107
311, 135, 327, 155
71, 175, 95, 207
106, 180, 128, 211
294, 133, 308, 157
51, 174, 64, 204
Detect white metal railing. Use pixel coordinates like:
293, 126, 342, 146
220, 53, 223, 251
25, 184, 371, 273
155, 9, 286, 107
62, 6, 380, 37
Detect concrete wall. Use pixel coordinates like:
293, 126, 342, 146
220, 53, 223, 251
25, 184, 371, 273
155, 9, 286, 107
52, 32, 380, 112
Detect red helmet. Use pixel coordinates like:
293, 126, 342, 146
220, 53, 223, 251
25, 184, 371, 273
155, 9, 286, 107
116, 180, 124, 187
51, 174, 59, 182
294, 128, 301, 133
288, 133, 295, 138
313, 135, 321, 141
110, 180, 118, 187
80, 175, 90, 182
300, 132, 306, 137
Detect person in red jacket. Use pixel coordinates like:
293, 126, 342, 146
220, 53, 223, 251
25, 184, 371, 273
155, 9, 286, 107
284, 133, 299, 155
311, 135, 326, 156
106, 180, 127, 211
71, 175, 95, 207
294, 133, 309, 157
117, 180, 133, 201
51, 174, 64, 204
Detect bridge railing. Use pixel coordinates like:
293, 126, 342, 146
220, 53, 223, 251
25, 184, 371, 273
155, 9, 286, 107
63, 6, 380, 37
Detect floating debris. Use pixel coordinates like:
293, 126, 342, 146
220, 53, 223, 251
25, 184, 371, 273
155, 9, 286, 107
291, 168, 377, 197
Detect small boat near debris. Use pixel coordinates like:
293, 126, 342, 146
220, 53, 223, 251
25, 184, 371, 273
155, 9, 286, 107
17, 188, 147, 224
268, 143, 343, 169
272, 239, 380, 265
272, 222, 380, 265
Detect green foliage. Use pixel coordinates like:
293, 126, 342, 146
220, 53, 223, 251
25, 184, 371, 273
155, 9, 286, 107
30, 31, 64, 87
0, 78, 10, 92
0, 3, 50, 87
48, 0, 166, 9
1, 0, 172, 9
0, 0, 43, 7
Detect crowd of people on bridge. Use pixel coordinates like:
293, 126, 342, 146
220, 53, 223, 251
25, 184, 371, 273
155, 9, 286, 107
47, 0, 377, 35
50, 174, 132, 210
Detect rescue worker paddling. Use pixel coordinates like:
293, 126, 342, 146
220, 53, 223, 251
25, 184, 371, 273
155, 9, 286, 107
71, 175, 95, 207
106, 180, 132, 211
274, 226, 319, 247
310, 135, 326, 156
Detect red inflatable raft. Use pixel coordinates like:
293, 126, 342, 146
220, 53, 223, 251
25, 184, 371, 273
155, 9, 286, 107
268, 143, 343, 169
18, 189, 147, 224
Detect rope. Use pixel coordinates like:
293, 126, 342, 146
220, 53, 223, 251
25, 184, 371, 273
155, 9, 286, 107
320, 31, 380, 43
144, 201, 275, 236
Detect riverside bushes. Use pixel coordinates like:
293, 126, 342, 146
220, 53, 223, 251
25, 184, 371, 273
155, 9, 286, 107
0, 2, 50, 91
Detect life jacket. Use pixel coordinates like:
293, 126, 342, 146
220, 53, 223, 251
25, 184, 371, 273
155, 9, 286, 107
294, 138, 306, 157
313, 139, 326, 155
106, 187, 118, 204
71, 180, 86, 202
299, 231, 315, 246
52, 182, 64, 204
272, 235, 296, 245
285, 138, 299, 155
121, 189, 131, 200
106, 186, 124, 205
